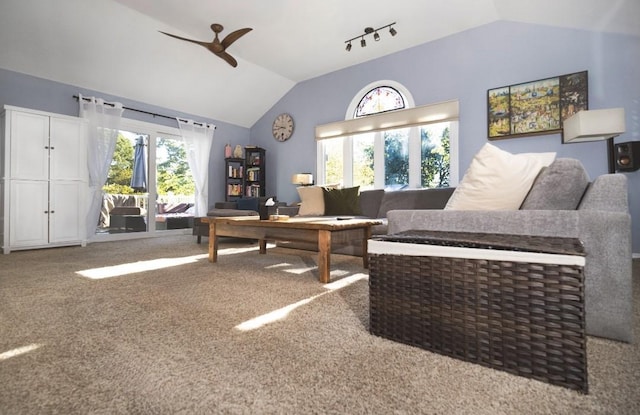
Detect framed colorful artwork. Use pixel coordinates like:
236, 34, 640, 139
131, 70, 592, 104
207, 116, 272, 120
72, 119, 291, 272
488, 71, 588, 140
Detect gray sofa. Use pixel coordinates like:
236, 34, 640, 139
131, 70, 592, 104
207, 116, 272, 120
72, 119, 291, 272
278, 158, 631, 343
386, 158, 632, 343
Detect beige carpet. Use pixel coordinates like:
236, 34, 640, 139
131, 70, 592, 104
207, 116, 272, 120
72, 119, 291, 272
0, 235, 638, 414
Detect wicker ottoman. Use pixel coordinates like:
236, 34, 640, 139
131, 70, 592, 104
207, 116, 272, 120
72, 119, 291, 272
368, 230, 588, 393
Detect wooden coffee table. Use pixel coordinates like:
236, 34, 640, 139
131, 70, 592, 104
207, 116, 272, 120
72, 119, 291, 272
203, 216, 382, 283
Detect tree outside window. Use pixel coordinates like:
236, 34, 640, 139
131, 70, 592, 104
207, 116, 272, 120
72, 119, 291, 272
421, 125, 450, 188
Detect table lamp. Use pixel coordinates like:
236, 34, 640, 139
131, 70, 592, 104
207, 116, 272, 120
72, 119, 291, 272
291, 173, 314, 186
562, 108, 626, 173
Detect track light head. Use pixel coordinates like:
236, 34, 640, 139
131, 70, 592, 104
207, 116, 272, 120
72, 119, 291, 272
389, 26, 397, 36
374, 31, 380, 41
346, 42, 352, 51
360, 37, 366, 47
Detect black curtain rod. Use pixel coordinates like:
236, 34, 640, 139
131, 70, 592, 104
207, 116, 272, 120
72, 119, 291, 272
72, 95, 215, 128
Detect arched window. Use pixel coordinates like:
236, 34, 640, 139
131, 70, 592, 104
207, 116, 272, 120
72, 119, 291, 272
317, 81, 458, 190
355, 86, 405, 117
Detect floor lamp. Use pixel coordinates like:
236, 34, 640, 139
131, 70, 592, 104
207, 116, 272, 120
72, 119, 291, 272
562, 108, 626, 174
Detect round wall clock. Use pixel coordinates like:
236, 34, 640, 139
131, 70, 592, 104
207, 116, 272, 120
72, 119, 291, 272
272, 113, 294, 142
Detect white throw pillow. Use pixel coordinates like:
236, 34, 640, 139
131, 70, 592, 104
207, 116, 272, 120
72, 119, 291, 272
445, 143, 556, 210
297, 186, 325, 216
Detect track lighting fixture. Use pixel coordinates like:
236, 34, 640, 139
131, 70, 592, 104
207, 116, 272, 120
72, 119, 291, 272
344, 22, 396, 51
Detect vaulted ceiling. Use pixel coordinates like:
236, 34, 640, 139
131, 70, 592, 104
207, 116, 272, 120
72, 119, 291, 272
0, 0, 638, 128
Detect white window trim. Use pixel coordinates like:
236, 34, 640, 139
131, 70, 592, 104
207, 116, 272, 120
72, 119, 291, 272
316, 80, 459, 188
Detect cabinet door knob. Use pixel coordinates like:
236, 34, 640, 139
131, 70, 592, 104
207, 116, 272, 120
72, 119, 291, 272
44, 146, 49, 149
44, 210, 48, 214
50, 210, 55, 214
50, 146, 55, 150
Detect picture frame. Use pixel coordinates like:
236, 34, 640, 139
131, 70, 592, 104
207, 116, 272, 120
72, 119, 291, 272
488, 71, 588, 140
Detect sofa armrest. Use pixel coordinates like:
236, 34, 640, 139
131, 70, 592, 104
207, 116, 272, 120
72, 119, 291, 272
386, 209, 632, 342
579, 174, 628, 213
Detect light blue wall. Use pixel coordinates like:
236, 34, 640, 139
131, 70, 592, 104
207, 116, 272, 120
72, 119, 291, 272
250, 21, 640, 253
1, 20, 638, 252
0, 68, 251, 208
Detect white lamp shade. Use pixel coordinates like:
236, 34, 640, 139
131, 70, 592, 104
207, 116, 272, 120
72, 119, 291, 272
292, 173, 313, 185
563, 108, 626, 143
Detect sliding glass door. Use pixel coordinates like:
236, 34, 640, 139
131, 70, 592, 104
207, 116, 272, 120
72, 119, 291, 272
99, 131, 149, 235
95, 119, 195, 239
154, 134, 195, 232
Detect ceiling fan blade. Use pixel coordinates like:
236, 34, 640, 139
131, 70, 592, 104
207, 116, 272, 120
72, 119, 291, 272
221, 28, 252, 49
159, 24, 250, 68
216, 51, 238, 68
159, 31, 209, 48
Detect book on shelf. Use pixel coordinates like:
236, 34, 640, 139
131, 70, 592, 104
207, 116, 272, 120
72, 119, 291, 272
246, 167, 260, 181
227, 165, 243, 178
227, 184, 242, 196
245, 184, 261, 197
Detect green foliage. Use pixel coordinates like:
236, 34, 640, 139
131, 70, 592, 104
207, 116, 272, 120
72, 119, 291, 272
384, 131, 408, 186
325, 153, 343, 185
421, 127, 450, 188
102, 135, 195, 196
323, 126, 450, 189
354, 143, 374, 188
156, 138, 195, 196
103, 134, 135, 195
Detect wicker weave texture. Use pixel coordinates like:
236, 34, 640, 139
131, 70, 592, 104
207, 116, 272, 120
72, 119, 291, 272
369, 252, 588, 393
376, 230, 585, 256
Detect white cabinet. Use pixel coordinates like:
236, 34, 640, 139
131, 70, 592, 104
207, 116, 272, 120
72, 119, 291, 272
1, 106, 88, 254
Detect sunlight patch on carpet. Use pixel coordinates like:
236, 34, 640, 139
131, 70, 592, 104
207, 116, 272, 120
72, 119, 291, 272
323, 272, 368, 290
265, 262, 293, 269
75, 245, 267, 279
235, 295, 322, 331
219, 244, 271, 256
0, 344, 42, 361
265, 262, 318, 275
284, 266, 317, 275
235, 272, 368, 331
76, 254, 209, 279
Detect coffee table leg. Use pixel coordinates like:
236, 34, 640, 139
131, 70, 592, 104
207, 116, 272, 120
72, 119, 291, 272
318, 229, 331, 283
209, 221, 218, 263
259, 239, 267, 254
362, 226, 372, 269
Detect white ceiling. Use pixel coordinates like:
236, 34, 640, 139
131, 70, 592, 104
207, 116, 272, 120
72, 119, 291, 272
0, 0, 638, 128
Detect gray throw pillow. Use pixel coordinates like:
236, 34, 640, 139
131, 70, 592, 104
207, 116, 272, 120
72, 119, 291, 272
520, 158, 590, 210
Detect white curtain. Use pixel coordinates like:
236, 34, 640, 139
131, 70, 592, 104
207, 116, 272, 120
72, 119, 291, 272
79, 94, 124, 239
176, 118, 215, 217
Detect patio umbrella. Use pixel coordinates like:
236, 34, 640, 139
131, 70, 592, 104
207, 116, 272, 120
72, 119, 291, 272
130, 136, 147, 192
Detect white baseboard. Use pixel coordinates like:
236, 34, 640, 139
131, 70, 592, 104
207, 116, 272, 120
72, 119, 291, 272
634, 253, 640, 259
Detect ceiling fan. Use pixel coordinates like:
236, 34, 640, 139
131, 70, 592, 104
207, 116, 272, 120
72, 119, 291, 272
159, 23, 252, 68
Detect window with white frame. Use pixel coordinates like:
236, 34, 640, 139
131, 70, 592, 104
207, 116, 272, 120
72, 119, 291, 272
316, 81, 459, 190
